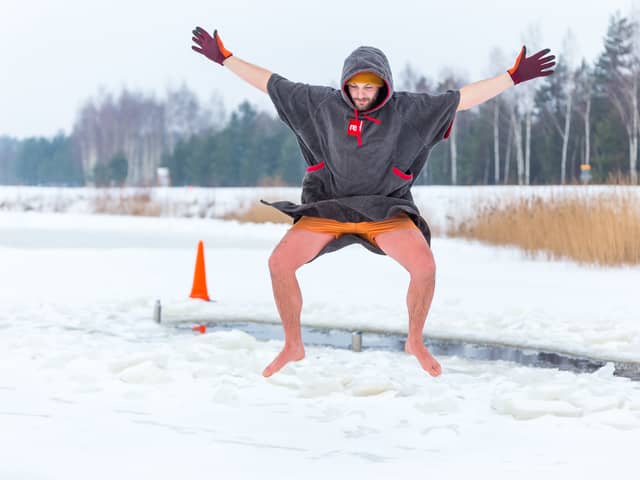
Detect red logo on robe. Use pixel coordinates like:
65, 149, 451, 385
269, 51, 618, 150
347, 119, 363, 137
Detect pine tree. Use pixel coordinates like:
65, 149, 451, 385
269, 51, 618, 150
595, 13, 639, 182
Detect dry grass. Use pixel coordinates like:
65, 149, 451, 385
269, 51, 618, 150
606, 171, 638, 186
93, 190, 162, 217
257, 175, 289, 187
449, 190, 640, 266
88, 188, 640, 266
223, 201, 292, 224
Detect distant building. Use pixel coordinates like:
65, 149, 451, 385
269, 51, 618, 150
156, 167, 171, 187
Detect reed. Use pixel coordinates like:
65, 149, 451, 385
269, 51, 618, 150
93, 190, 162, 217
449, 190, 640, 266
222, 201, 292, 224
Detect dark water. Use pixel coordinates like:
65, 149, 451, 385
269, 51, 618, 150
170, 319, 640, 381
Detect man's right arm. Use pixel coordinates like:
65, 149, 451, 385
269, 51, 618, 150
458, 46, 555, 111
192, 27, 272, 94
223, 56, 272, 94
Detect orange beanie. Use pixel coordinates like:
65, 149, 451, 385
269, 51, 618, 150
347, 72, 384, 86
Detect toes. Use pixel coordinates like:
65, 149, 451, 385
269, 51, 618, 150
262, 358, 281, 377
262, 353, 291, 378
263, 363, 282, 377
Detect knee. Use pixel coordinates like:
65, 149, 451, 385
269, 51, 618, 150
409, 256, 436, 283
268, 249, 298, 277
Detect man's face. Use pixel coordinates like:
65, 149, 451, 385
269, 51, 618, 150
347, 83, 381, 111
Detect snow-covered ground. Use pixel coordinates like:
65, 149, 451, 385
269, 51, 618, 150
1, 187, 639, 478
3, 184, 639, 232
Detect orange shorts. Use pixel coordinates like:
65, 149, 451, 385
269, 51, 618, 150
290, 214, 418, 248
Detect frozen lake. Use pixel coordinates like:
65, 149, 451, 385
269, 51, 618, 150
1, 204, 639, 479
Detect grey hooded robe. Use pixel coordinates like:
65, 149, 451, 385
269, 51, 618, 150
262, 46, 460, 259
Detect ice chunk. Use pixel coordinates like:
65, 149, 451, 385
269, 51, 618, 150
347, 377, 397, 397
569, 393, 624, 413
415, 393, 461, 414
492, 395, 583, 420
119, 360, 170, 384
109, 353, 169, 374
592, 362, 616, 378
299, 378, 346, 398
587, 410, 640, 430
207, 330, 257, 350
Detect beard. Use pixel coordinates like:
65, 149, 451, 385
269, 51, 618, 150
352, 90, 381, 111
354, 96, 377, 111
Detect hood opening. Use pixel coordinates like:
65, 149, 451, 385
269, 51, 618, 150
343, 80, 389, 113
340, 46, 394, 113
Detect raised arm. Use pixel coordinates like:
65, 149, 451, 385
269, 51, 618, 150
457, 46, 555, 112
458, 73, 513, 111
223, 57, 272, 93
191, 27, 272, 93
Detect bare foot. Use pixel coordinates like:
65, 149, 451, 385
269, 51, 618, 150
262, 344, 305, 377
405, 341, 442, 377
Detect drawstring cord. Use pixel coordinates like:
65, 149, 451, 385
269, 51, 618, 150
353, 108, 381, 147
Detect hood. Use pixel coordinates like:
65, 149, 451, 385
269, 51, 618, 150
340, 46, 394, 114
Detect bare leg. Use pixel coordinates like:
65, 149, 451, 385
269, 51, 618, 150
375, 228, 441, 377
263, 228, 335, 377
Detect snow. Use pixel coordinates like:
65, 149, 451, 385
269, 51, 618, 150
1, 186, 639, 478
3, 184, 639, 232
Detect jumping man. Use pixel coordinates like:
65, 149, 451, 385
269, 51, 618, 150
191, 27, 555, 377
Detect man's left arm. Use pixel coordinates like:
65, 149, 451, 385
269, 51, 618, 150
457, 46, 556, 112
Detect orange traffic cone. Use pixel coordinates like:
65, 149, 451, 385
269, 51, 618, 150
189, 240, 210, 301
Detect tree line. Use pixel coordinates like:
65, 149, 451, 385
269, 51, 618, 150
0, 13, 639, 187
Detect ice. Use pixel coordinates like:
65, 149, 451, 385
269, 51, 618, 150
492, 396, 584, 420
1, 189, 640, 477
118, 360, 171, 384
346, 376, 398, 397
592, 362, 617, 378
587, 410, 640, 430
204, 329, 259, 350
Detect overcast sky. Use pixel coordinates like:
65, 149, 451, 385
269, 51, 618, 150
1, 0, 635, 138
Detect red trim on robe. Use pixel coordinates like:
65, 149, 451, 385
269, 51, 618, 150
444, 115, 455, 140
306, 161, 326, 172
392, 167, 413, 180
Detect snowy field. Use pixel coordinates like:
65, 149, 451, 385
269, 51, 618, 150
3, 184, 640, 232
1, 187, 640, 478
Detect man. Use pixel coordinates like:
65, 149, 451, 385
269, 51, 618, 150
191, 27, 555, 378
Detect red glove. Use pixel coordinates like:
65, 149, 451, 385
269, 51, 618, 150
191, 27, 233, 66
507, 46, 555, 85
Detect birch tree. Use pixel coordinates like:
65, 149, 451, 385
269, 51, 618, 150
73, 89, 165, 186
437, 70, 467, 185
398, 64, 435, 92
165, 85, 202, 155
512, 101, 526, 185
520, 24, 544, 185
536, 30, 579, 183
503, 121, 513, 183
573, 59, 594, 168
559, 30, 579, 183
595, 13, 638, 183
165, 85, 225, 155
630, 1, 640, 182
502, 80, 525, 184
501, 55, 526, 184
487, 47, 508, 184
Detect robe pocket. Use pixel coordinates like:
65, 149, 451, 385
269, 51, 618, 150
302, 161, 330, 203
306, 161, 325, 172
392, 166, 413, 181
